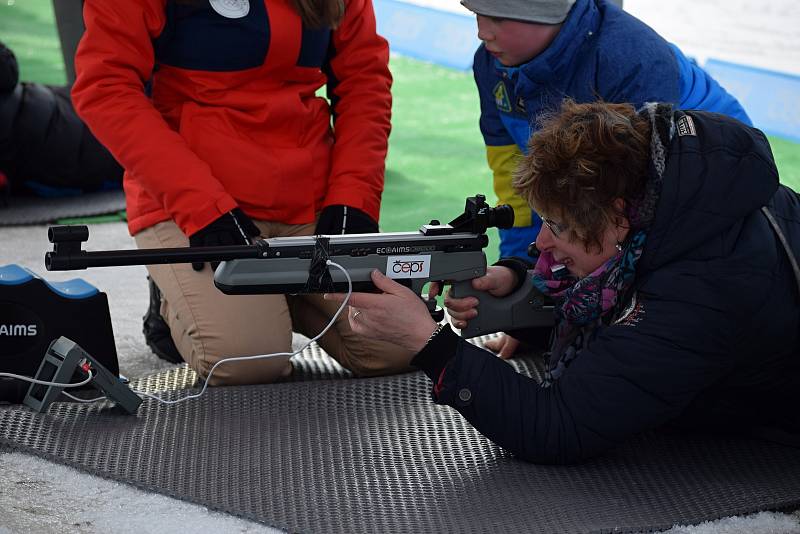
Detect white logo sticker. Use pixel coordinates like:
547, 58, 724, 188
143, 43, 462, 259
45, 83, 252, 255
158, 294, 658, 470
677, 115, 697, 137
209, 0, 250, 19
386, 255, 431, 279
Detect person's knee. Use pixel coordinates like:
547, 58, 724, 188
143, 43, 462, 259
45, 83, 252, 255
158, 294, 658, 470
193, 353, 292, 386
336, 340, 414, 377
188, 334, 293, 386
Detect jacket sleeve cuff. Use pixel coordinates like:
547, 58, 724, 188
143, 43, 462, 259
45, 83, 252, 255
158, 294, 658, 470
411, 323, 460, 381
493, 257, 533, 293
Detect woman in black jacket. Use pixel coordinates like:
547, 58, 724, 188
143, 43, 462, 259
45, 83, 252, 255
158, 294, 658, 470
326, 99, 800, 464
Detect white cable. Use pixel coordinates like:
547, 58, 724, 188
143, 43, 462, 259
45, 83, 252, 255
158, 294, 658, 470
62, 391, 107, 403
0, 370, 93, 388
130, 259, 354, 406
56, 261, 353, 407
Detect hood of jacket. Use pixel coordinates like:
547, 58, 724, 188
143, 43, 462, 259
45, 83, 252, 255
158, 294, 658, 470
639, 109, 780, 273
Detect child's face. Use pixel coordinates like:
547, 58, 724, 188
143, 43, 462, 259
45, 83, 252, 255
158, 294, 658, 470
476, 15, 561, 67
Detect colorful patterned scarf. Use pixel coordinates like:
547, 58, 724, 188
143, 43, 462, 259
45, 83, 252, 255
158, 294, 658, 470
531, 103, 675, 386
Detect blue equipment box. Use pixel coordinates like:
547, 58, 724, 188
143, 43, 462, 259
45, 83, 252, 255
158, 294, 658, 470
0, 264, 119, 403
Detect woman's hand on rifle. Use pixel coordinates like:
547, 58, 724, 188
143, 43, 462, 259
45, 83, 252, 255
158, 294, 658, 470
324, 270, 438, 356
429, 266, 518, 330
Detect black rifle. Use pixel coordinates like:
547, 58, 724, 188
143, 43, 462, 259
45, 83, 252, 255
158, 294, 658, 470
46, 195, 553, 338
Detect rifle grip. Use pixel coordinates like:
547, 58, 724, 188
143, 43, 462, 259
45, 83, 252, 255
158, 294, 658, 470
450, 277, 554, 339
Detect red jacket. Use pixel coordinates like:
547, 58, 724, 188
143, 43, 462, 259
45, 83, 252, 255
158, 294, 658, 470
72, 0, 392, 236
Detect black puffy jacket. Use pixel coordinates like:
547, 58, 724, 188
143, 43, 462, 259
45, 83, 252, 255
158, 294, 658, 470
0, 41, 121, 194
414, 110, 800, 464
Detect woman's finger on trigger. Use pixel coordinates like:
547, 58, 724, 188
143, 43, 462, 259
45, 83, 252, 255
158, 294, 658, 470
442, 295, 462, 311
448, 307, 478, 321
482, 271, 506, 292
443, 295, 477, 313
471, 274, 490, 290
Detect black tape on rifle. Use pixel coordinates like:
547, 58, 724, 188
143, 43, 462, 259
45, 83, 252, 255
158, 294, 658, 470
304, 237, 334, 293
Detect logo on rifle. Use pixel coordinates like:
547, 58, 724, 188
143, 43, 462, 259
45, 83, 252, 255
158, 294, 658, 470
377, 246, 411, 254
386, 255, 431, 279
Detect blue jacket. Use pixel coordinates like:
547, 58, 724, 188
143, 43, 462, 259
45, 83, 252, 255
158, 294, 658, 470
474, 0, 752, 259
414, 111, 800, 464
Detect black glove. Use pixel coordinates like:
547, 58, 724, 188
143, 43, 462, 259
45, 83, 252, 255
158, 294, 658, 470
189, 208, 260, 271
314, 205, 378, 235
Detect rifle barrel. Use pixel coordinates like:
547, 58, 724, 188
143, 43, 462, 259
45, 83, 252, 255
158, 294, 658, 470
46, 244, 263, 271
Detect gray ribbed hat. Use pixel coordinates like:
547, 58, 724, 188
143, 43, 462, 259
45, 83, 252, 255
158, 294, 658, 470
461, 0, 576, 24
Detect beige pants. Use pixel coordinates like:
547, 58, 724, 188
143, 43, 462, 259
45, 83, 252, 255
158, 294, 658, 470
135, 219, 413, 386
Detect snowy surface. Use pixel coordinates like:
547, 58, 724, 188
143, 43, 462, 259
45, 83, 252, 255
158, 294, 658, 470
396, 0, 469, 15
663, 511, 800, 534
625, 0, 800, 76
0, 452, 279, 534
406, 0, 800, 75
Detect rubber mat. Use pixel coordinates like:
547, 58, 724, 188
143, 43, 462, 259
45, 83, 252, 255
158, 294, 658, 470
128, 341, 354, 392
0, 190, 126, 226
129, 334, 514, 390
1, 346, 799, 534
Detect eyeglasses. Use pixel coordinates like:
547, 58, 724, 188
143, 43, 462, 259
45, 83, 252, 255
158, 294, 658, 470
541, 216, 569, 239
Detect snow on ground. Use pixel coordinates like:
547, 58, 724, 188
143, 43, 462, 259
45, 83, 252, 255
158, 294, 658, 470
407, 0, 800, 75
0, 452, 279, 533
663, 511, 800, 534
399, 0, 469, 14
624, 0, 800, 76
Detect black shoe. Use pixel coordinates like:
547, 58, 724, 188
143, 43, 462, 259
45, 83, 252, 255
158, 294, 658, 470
143, 276, 183, 364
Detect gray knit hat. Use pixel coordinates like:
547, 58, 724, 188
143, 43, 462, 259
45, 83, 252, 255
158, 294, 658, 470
461, 0, 576, 24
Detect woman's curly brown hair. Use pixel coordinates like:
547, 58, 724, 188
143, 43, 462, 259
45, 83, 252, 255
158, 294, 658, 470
514, 99, 651, 252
